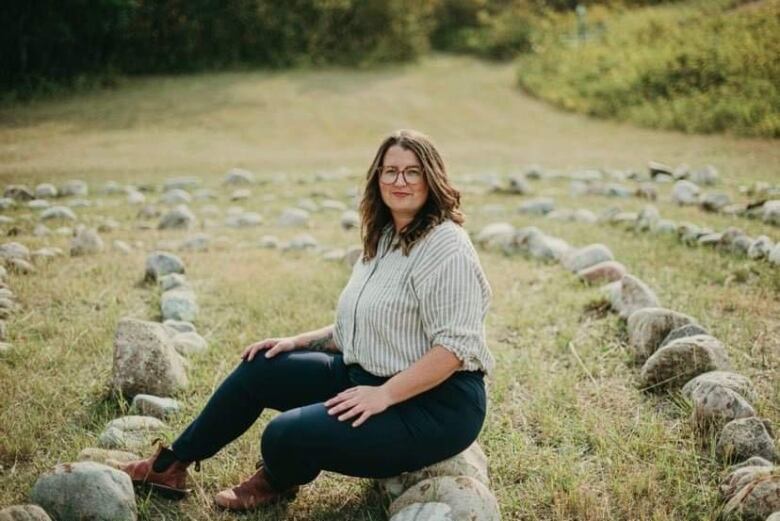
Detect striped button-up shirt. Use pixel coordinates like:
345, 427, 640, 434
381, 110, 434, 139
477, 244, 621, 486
333, 219, 495, 377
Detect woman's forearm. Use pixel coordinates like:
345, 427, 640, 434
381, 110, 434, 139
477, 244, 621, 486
294, 324, 340, 352
381, 345, 462, 406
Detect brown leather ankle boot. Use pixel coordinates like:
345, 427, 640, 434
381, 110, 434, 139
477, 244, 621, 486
214, 464, 299, 511
115, 442, 193, 499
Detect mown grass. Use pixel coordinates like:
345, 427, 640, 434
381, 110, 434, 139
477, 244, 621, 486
517, 0, 780, 138
0, 55, 778, 520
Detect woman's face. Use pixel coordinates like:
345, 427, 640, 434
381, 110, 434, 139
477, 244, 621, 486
378, 145, 429, 220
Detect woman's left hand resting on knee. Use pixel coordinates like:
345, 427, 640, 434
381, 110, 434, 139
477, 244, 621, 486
325, 345, 463, 427
241, 324, 339, 361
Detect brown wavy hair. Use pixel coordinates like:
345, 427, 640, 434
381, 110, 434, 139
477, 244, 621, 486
359, 129, 465, 261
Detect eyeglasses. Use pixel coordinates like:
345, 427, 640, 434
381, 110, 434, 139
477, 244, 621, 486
377, 165, 424, 185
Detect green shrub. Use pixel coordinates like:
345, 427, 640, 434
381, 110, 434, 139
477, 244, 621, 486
517, 0, 780, 137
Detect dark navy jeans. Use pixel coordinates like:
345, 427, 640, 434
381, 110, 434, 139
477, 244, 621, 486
171, 349, 486, 490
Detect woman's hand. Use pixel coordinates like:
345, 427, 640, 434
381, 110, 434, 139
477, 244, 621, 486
324, 385, 393, 427
241, 337, 297, 361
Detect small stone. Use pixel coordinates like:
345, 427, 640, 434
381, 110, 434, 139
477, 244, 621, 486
0, 504, 51, 520
163, 319, 196, 334
690, 385, 755, 431
475, 223, 514, 249
640, 335, 730, 390
4, 185, 34, 201
113, 240, 132, 254
720, 465, 773, 500
99, 416, 167, 451
97, 218, 120, 233
158, 273, 188, 292
573, 209, 597, 223
717, 417, 777, 463
689, 165, 719, 186
70, 228, 104, 256
163, 177, 200, 191
682, 371, 756, 402
6, 258, 35, 274
171, 331, 207, 355
145, 251, 185, 282
627, 307, 698, 361
613, 275, 660, 319
652, 219, 677, 234
635, 205, 660, 232
161, 289, 199, 322
763, 200, 780, 226
130, 394, 180, 419
259, 235, 279, 249
701, 192, 731, 212
648, 161, 673, 178
0, 242, 30, 261
225, 212, 262, 228
59, 180, 89, 197
770, 244, 780, 266
77, 448, 140, 466
636, 183, 658, 200
230, 188, 251, 201
341, 210, 359, 230
29, 461, 136, 521
27, 199, 50, 210
722, 473, 780, 520
517, 197, 555, 215
577, 260, 627, 285
35, 183, 58, 198
562, 244, 614, 272
748, 236, 774, 260
126, 191, 146, 205
158, 205, 196, 230
671, 180, 700, 205
286, 234, 318, 251
277, 207, 310, 227
659, 323, 710, 348
224, 168, 254, 185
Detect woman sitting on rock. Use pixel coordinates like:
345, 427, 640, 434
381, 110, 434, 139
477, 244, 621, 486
118, 128, 495, 512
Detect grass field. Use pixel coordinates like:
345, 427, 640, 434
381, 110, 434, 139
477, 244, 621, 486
0, 55, 778, 520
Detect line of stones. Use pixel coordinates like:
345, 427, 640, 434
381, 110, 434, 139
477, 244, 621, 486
475, 223, 779, 521
0, 253, 210, 521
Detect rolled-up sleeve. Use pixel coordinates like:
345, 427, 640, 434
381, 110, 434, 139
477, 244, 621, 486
416, 250, 492, 372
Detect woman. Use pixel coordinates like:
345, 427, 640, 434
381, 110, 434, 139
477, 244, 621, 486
118, 128, 495, 512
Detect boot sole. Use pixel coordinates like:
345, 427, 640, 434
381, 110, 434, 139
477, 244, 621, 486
133, 480, 190, 500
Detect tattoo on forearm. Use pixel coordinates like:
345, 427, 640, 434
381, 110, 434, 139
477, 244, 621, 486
302, 331, 336, 352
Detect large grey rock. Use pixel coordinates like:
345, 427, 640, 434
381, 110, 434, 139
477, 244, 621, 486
627, 308, 698, 361
639, 335, 730, 390
671, 180, 700, 205
158, 205, 196, 230
389, 476, 500, 521
161, 289, 199, 322
130, 394, 180, 419
722, 473, 780, 520
562, 244, 614, 273
389, 503, 453, 521
70, 228, 104, 256
659, 323, 710, 349
613, 275, 660, 319
111, 318, 188, 398
145, 251, 185, 282
29, 461, 136, 521
682, 371, 756, 402
717, 417, 777, 463
378, 443, 488, 502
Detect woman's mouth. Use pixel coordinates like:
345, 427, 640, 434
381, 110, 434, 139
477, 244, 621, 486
392, 192, 410, 198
